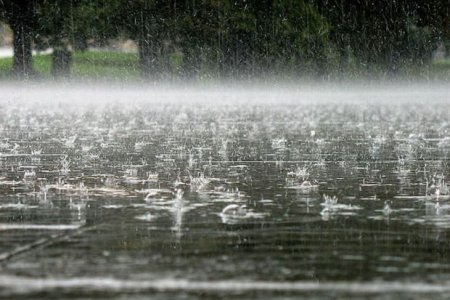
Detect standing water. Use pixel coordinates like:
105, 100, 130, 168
0, 84, 450, 299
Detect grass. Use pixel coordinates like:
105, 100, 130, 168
0, 54, 13, 76
0, 51, 141, 80
72, 51, 140, 79
0, 50, 449, 81
431, 58, 450, 77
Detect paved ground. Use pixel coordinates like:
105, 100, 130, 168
0, 47, 52, 58
0, 47, 12, 58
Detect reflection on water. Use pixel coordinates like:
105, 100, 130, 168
1, 87, 450, 299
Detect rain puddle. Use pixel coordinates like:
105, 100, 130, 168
0, 85, 450, 299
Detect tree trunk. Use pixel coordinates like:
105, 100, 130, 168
138, 37, 155, 77
51, 48, 72, 78
10, 21, 33, 78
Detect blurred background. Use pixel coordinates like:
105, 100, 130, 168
0, 0, 448, 81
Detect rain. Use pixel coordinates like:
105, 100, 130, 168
0, 1, 449, 300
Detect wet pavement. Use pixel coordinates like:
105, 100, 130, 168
1, 85, 450, 299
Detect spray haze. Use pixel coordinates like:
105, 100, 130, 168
0, 81, 449, 105
0, 1, 449, 299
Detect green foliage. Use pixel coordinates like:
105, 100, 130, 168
35, 0, 122, 51
0, 0, 448, 79
271, 0, 330, 71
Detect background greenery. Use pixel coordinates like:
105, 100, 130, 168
0, 0, 448, 80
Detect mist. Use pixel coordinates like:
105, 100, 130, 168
1, 1, 450, 299
0, 80, 449, 105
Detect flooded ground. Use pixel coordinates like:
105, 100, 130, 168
1, 84, 450, 299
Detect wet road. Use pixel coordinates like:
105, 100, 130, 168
1, 85, 450, 299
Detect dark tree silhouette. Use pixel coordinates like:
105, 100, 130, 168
0, 0, 38, 77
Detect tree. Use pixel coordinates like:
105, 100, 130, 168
270, 0, 330, 76
218, 0, 329, 77
0, 0, 38, 77
115, 0, 163, 77
35, 0, 75, 77
314, 0, 448, 73
34, 0, 121, 77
